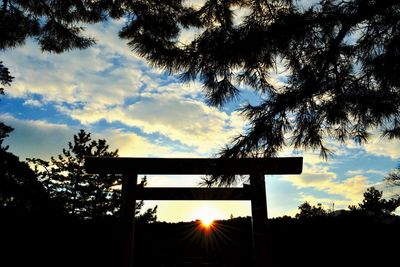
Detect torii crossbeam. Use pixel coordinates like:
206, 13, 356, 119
85, 157, 303, 267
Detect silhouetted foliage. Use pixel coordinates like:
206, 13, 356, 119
29, 129, 157, 221
0, 129, 157, 266
29, 130, 120, 219
0, 0, 106, 52
0, 62, 13, 149
135, 176, 158, 224
1, 82, 58, 216
0, 121, 12, 151
0, 61, 13, 93
0, 148, 58, 216
295, 202, 327, 219
349, 186, 400, 217
0, 122, 58, 216
129, 0, 400, 161
0, 0, 196, 53
385, 165, 400, 196
3, 1, 400, 170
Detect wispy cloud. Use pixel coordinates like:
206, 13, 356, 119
362, 136, 400, 160
284, 162, 372, 205
23, 99, 43, 107
346, 169, 387, 177
1, 20, 248, 156
66, 94, 246, 154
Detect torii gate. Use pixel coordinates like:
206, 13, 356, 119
85, 157, 303, 267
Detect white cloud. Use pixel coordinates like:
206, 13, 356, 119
183, 0, 209, 10
333, 130, 400, 160
99, 128, 198, 158
284, 165, 337, 189
96, 129, 169, 157
4, 43, 145, 107
144, 81, 203, 99
1, 20, 248, 155
284, 161, 372, 205
346, 169, 387, 177
67, 94, 246, 154
177, 28, 202, 46
23, 99, 43, 107
362, 136, 400, 160
1, 20, 152, 106
325, 175, 371, 203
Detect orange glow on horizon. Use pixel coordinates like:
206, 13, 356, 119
193, 205, 221, 230
200, 218, 214, 228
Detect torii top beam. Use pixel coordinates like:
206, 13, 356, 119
84, 157, 303, 175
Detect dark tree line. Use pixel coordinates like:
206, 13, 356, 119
296, 186, 400, 219
0, 122, 398, 267
0, 121, 157, 267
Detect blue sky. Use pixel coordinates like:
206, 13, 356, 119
1, 3, 400, 221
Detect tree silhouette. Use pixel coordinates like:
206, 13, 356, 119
0, 61, 14, 150
29, 130, 157, 221
0, 1, 105, 52
0, 61, 13, 94
0, 148, 57, 216
2, 74, 51, 216
349, 187, 400, 217
29, 130, 120, 219
0, 126, 57, 216
0, 121, 12, 151
0, 1, 196, 54
295, 202, 327, 219
135, 176, 158, 224
119, 0, 400, 160
385, 165, 400, 197
3, 1, 400, 164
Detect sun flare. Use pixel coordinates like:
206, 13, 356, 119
200, 216, 214, 228
193, 205, 221, 228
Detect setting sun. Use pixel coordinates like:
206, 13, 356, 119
193, 205, 221, 228
200, 217, 214, 228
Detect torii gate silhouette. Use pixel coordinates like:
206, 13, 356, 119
85, 157, 303, 267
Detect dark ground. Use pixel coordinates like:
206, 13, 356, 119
1, 214, 399, 267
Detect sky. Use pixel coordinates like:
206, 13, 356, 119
1, 1, 400, 222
